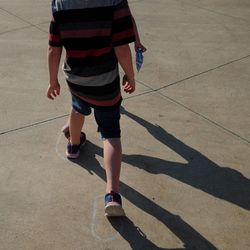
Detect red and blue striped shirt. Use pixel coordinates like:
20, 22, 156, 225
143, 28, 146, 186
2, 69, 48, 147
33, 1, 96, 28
49, 0, 135, 109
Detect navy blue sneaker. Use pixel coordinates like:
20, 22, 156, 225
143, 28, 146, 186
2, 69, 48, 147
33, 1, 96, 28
66, 132, 86, 159
104, 191, 125, 217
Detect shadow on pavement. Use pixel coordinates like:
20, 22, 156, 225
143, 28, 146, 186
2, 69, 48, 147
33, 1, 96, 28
108, 216, 184, 250
71, 141, 217, 249
121, 107, 250, 211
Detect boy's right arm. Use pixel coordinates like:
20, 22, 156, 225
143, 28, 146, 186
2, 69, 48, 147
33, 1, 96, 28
47, 45, 62, 100
114, 45, 135, 94
47, 13, 63, 100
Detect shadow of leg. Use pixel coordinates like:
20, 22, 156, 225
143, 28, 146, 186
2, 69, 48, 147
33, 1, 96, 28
108, 216, 169, 250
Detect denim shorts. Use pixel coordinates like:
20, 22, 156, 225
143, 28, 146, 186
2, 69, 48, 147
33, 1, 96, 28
71, 94, 121, 139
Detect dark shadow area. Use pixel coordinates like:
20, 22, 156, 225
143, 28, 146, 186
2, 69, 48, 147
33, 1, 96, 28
71, 142, 217, 250
108, 216, 184, 250
121, 107, 250, 211
108, 216, 167, 250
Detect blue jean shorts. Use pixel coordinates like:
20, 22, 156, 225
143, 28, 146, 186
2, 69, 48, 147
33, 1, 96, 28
71, 94, 121, 139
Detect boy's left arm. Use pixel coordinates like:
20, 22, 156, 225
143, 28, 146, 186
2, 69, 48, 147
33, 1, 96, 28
47, 46, 62, 100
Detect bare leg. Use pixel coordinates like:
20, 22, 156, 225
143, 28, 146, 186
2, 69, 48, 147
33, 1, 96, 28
103, 138, 122, 193
69, 109, 84, 145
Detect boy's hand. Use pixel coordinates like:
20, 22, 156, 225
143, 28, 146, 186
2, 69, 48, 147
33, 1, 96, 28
134, 42, 147, 53
47, 81, 60, 100
122, 75, 135, 94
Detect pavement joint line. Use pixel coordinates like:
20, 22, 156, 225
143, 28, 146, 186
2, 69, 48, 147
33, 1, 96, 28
0, 7, 47, 34
122, 81, 250, 144
124, 89, 154, 100
184, 1, 250, 24
155, 91, 250, 145
131, 54, 250, 93
132, 0, 250, 24
1, 81, 249, 145
0, 24, 33, 36
0, 90, 154, 136
123, 89, 250, 144
0, 20, 50, 37
0, 114, 69, 136
140, 54, 250, 92
1, 87, 249, 145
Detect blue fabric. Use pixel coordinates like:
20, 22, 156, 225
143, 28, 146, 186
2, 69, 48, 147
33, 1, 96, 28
71, 94, 121, 139
105, 192, 122, 206
136, 48, 143, 72
72, 94, 92, 116
94, 106, 121, 139
67, 132, 86, 152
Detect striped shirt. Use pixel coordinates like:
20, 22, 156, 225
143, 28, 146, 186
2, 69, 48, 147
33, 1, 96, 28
49, 0, 135, 109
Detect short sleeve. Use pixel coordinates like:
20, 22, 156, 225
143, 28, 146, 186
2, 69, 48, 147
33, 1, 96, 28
48, 15, 62, 47
111, 0, 136, 47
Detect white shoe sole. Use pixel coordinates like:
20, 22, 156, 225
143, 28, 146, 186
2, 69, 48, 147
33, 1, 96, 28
66, 138, 86, 159
66, 151, 80, 159
105, 202, 125, 217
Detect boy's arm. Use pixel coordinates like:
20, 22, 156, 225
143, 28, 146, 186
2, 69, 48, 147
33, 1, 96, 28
114, 45, 135, 94
47, 45, 62, 100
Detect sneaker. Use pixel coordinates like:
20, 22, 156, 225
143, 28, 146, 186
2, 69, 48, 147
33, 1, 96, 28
66, 132, 86, 159
104, 191, 125, 217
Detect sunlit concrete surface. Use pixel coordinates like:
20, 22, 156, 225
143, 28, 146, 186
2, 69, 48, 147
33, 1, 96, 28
0, 0, 250, 249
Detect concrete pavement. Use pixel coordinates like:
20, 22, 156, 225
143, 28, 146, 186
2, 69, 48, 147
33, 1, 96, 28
0, 0, 250, 249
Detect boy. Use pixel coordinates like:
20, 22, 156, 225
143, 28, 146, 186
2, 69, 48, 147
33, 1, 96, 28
60, 16, 146, 139
47, 0, 136, 217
